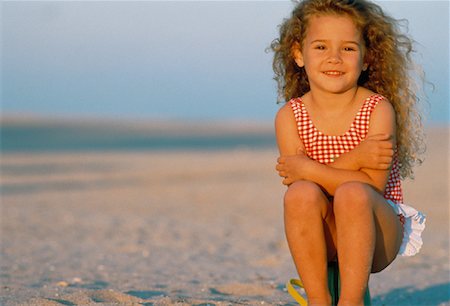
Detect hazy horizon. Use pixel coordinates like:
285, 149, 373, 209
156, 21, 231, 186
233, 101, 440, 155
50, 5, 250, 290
2, 1, 449, 125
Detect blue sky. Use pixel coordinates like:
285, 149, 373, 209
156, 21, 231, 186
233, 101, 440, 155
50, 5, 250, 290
2, 1, 449, 124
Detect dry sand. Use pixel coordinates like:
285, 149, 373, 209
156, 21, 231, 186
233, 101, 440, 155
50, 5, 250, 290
1, 127, 448, 305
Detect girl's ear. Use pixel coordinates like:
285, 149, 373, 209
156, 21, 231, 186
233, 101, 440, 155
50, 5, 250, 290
362, 63, 368, 71
291, 42, 305, 68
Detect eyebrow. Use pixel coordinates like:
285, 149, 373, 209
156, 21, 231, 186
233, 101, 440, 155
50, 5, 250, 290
310, 39, 361, 46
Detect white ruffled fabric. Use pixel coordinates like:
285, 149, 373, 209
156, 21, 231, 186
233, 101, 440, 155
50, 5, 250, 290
387, 200, 426, 256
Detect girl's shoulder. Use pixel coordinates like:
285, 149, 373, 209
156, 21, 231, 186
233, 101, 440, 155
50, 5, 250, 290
370, 97, 395, 119
283, 92, 311, 110
361, 89, 391, 110
275, 101, 305, 155
358, 88, 392, 113
275, 101, 296, 123
365, 93, 396, 136
276, 92, 310, 117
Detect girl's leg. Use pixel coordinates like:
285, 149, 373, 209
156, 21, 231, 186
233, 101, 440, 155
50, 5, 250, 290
284, 180, 336, 305
333, 182, 403, 305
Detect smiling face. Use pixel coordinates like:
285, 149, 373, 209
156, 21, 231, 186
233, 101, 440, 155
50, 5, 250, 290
293, 14, 368, 95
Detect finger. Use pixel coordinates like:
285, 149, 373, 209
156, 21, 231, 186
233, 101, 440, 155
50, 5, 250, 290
370, 156, 392, 169
276, 163, 287, 172
278, 171, 286, 178
378, 162, 391, 170
277, 157, 286, 164
378, 142, 394, 150
368, 160, 391, 170
373, 164, 390, 170
380, 156, 393, 165
283, 176, 294, 185
380, 148, 394, 156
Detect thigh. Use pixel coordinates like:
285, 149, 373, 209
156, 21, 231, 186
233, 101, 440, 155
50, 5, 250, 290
371, 193, 403, 273
331, 182, 402, 271
285, 180, 337, 260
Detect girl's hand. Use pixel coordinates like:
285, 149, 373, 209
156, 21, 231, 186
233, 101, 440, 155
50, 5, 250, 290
276, 148, 313, 185
352, 133, 394, 170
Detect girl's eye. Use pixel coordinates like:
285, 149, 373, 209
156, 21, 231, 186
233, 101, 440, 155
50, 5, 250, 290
314, 45, 326, 50
343, 46, 357, 51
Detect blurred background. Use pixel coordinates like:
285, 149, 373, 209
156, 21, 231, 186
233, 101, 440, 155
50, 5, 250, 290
1, 1, 449, 152
1, 2, 449, 305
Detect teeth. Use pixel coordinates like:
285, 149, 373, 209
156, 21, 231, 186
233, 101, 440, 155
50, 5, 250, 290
324, 71, 343, 75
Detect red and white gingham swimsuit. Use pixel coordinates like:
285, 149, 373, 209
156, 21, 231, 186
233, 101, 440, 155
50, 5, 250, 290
290, 94, 403, 204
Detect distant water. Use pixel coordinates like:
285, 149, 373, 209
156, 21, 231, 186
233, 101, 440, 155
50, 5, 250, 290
1, 122, 276, 153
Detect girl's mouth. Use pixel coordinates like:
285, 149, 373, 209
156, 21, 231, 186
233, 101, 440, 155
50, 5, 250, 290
323, 71, 344, 76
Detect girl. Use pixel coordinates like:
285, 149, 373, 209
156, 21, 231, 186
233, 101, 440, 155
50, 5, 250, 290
271, 0, 426, 305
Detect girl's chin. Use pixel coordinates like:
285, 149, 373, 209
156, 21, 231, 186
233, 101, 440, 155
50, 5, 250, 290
313, 85, 358, 95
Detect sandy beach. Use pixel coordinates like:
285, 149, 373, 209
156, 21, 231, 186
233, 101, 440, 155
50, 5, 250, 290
1, 126, 448, 305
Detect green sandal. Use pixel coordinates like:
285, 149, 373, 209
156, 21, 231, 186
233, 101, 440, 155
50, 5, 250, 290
286, 262, 371, 305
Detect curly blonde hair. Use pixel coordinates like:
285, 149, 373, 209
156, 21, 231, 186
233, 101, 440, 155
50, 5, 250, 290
271, 0, 426, 179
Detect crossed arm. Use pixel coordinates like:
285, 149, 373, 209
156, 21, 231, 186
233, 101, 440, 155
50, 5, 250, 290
275, 100, 397, 196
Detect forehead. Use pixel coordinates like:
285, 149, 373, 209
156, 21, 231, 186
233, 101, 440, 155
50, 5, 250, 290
305, 14, 362, 42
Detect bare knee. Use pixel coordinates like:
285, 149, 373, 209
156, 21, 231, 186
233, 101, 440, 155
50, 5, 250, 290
284, 180, 328, 218
334, 182, 375, 217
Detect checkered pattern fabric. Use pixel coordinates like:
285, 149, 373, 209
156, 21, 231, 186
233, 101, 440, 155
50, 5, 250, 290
290, 94, 403, 204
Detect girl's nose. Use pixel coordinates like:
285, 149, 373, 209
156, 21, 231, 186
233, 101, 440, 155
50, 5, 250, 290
327, 50, 343, 64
